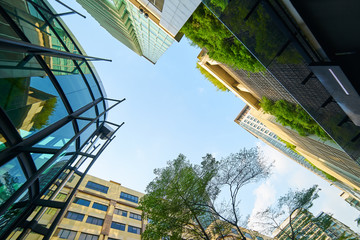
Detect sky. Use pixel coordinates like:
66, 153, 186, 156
50, 0, 360, 235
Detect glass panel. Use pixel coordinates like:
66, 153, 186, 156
56, 74, 93, 112
83, 73, 101, 99
0, 158, 27, 206
34, 121, 75, 150
77, 120, 97, 147
0, 74, 67, 140
39, 154, 72, 190
31, 153, 54, 170
0, 190, 29, 236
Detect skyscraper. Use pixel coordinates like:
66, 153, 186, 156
0, 0, 123, 238
198, 50, 360, 195
76, 0, 201, 63
200, 0, 360, 167
235, 105, 360, 205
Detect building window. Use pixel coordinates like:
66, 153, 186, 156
111, 222, 126, 231
85, 181, 109, 193
245, 232, 253, 239
114, 209, 127, 217
120, 192, 138, 203
79, 233, 98, 240
74, 198, 91, 207
92, 202, 108, 211
231, 228, 237, 234
256, 237, 263, 240
65, 211, 84, 221
128, 225, 141, 234
57, 229, 77, 240
129, 212, 141, 221
149, 0, 164, 12
86, 216, 104, 226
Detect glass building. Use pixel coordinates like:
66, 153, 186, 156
0, 0, 123, 239
202, 0, 360, 165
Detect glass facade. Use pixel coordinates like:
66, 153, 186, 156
126, 0, 174, 63
0, 0, 123, 239
202, 0, 360, 164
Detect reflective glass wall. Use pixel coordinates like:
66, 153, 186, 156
202, 0, 360, 164
0, 0, 122, 239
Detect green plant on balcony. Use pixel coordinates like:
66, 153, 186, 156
181, 4, 264, 73
196, 63, 229, 92
259, 97, 331, 140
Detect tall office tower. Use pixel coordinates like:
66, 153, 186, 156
38, 174, 143, 240
76, 0, 201, 64
198, 50, 360, 194
236, 105, 360, 205
274, 210, 360, 240
200, 0, 360, 171
0, 0, 123, 239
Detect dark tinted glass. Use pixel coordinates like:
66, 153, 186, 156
120, 192, 138, 203
85, 181, 108, 193
74, 198, 90, 207
111, 222, 125, 231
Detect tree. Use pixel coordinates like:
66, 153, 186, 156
254, 185, 321, 239
139, 148, 272, 240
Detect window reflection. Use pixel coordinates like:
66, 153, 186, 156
0, 158, 27, 206
0, 76, 67, 141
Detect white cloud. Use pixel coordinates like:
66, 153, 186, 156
248, 180, 276, 230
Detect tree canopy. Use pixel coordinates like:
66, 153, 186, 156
254, 185, 321, 239
139, 148, 271, 240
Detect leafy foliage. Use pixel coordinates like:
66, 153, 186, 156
254, 185, 321, 239
259, 97, 331, 140
181, 4, 264, 72
139, 148, 271, 240
196, 64, 228, 92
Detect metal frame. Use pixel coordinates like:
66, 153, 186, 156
0, 0, 124, 239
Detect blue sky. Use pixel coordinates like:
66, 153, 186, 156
51, 0, 359, 235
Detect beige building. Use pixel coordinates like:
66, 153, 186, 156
197, 49, 360, 193
49, 174, 144, 240
8, 174, 145, 240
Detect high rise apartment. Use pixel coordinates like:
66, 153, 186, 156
76, 0, 201, 63
274, 210, 359, 240
198, 50, 360, 194
235, 105, 360, 205
0, 0, 122, 239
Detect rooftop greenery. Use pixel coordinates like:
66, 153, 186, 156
260, 97, 331, 141
181, 4, 263, 73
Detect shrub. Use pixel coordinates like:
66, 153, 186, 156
181, 4, 264, 72
260, 97, 331, 140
